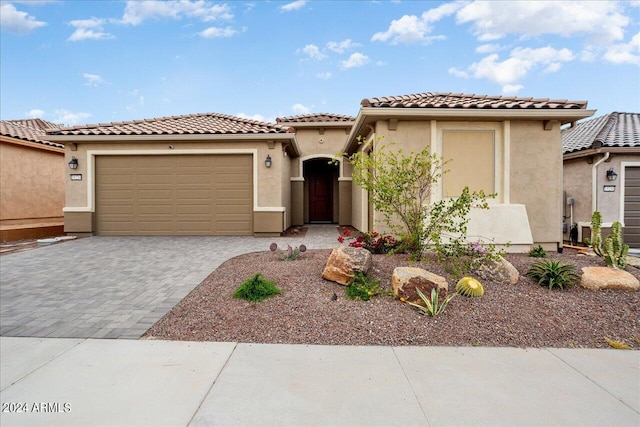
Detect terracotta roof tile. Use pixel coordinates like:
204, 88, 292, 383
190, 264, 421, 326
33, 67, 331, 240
562, 112, 640, 154
276, 113, 355, 123
48, 112, 291, 136
361, 92, 588, 110
1, 120, 64, 149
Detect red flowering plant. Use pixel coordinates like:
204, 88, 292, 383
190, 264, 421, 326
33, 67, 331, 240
337, 229, 399, 254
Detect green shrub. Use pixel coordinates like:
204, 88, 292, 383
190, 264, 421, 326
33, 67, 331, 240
345, 271, 387, 301
406, 288, 455, 316
233, 273, 282, 302
528, 245, 547, 258
434, 239, 505, 280
525, 260, 580, 290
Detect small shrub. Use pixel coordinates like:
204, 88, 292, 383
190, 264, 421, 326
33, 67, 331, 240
406, 288, 455, 316
345, 271, 387, 301
270, 243, 306, 261
337, 229, 400, 254
233, 273, 282, 302
434, 238, 505, 279
525, 260, 580, 290
528, 245, 547, 258
455, 277, 484, 297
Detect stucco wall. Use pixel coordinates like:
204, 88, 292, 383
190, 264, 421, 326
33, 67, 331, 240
0, 141, 65, 226
510, 120, 563, 246
562, 157, 592, 237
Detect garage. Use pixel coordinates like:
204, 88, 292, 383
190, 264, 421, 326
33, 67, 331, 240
95, 154, 252, 235
624, 166, 640, 248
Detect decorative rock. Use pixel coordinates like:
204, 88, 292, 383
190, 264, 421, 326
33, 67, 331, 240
322, 246, 372, 285
580, 267, 639, 291
476, 256, 519, 285
392, 267, 448, 305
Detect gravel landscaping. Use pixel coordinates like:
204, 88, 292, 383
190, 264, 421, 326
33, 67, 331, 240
145, 248, 640, 349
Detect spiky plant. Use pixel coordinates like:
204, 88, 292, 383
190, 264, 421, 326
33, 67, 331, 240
406, 288, 455, 316
525, 260, 580, 290
605, 337, 632, 350
233, 273, 282, 302
455, 277, 484, 297
602, 222, 629, 269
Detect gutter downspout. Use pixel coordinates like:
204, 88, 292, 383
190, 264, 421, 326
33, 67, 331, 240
592, 152, 610, 213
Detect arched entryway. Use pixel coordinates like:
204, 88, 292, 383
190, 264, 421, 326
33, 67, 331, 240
304, 158, 338, 223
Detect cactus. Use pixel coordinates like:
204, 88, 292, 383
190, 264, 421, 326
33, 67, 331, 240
269, 243, 307, 261
590, 211, 604, 256
602, 222, 628, 269
455, 277, 484, 297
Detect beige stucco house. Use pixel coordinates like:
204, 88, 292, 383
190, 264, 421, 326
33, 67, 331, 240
0, 119, 65, 241
46, 92, 594, 252
562, 112, 640, 247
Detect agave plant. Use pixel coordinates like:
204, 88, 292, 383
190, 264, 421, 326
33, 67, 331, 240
406, 288, 455, 316
525, 260, 580, 290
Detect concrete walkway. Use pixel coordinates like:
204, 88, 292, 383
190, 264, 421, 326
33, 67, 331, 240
0, 225, 338, 339
1, 338, 638, 427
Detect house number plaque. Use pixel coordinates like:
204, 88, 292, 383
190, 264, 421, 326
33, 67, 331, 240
70, 174, 83, 181
603, 185, 616, 192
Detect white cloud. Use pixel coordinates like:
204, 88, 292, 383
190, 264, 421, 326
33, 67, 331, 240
297, 44, 327, 60
502, 84, 525, 95
280, 1, 307, 12
121, 0, 233, 25
68, 18, 114, 41
316, 72, 332, 79
26, 109, 46, 118
452, 46, 574, 90
475, 43, 502, 54
82, 73, 105, 86
237, 113, 272, 123
0, 3, 46, 34
340, 52, 370, 69
199, 26, 237, 38
52, 109, 91, 126
604, 31, 640, 65
292, 103, 310, 114
371, 2, 462, 44
326, 39, 360, 53
456, 1, 629, 45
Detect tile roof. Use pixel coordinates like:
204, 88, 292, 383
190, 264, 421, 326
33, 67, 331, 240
1, 119, 64, 149
48, 113, 292, 136
361, 92, 588, 110
276, 113, 355, 123
562, 112, 640, 154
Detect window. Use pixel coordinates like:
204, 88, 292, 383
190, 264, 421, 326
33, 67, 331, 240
442, 130, 495, 197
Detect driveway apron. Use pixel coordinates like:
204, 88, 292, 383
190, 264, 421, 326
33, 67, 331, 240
0, 225, 338, 339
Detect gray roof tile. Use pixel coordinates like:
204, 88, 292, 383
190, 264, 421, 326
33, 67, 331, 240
276, 113, 355, 123
562, 112, 640, 154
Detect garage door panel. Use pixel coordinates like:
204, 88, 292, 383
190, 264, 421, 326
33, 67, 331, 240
624, 167, 640, 248
96, 154, 252, 235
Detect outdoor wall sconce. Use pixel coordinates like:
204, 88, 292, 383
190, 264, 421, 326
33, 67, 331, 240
68, 157, 79, 169
606, 167, 618, 182
265, 154, 272, 168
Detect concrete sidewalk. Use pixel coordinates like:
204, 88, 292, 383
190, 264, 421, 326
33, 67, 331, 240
1, 338, 638, 427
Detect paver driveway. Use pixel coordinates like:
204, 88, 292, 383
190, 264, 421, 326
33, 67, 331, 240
0, 227, 337, 339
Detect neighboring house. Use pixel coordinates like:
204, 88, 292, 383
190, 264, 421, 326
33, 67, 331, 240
562, 112, 640, 247
46, 92, 594, 252
0, 119, 65, 241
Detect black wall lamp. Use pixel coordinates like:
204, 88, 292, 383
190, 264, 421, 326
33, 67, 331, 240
68, 157, 79, 169
606, 167, 618, 182
265, 154, 272, 168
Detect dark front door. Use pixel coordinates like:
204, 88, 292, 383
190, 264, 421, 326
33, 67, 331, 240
308, 172, 333, 222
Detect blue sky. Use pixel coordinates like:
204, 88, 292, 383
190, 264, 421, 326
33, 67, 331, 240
1, 0, 639, 126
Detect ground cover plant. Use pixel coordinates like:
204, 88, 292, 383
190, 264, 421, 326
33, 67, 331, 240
232, 273, 282, 302
145, 248, 640, 349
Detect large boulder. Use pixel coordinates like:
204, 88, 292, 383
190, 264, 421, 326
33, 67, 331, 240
580, 267, 639, 291
322, 246, 372, 285
476, 256, 519, 285
392, 267, 449, 305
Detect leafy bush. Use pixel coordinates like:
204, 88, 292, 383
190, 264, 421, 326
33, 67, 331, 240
525, 260, 580, 290
528, 245, 547, 258
345, 271, 388, 301
270, 243, 307, 261
337, 229, 399, 254
233, 273, 282, 302
434, 238, 504, 279
405, 288, 455, 316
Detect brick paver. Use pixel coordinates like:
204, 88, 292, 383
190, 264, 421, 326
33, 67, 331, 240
0, 225, 337, 339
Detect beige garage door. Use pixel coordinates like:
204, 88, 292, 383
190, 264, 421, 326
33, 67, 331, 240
624, 167, 640, 248
95, 154, 252, 235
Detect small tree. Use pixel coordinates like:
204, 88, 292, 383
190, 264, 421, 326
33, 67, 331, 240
342, 139, 492, 260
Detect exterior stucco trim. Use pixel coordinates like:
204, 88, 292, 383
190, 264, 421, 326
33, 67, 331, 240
294, 154, 345, 179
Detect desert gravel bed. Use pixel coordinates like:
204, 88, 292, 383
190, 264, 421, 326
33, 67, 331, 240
145, 249, 640, 348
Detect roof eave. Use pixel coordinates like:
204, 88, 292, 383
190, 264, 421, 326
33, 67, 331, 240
281, 121, 355, 129
344, 107, 596, 153
563, 146, 640, 160
45, 132, 296, 142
